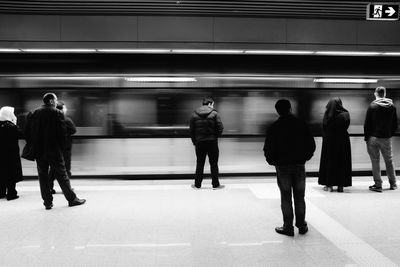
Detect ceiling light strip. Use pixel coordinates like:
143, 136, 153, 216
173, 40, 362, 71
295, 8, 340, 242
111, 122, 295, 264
125, 77, 197, 82
313, 78, 378, 83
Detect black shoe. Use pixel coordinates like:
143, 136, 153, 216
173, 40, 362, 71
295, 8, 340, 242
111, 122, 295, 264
298, 225, 309, 235
369, 185, 383, 192
337, 186, 344, 193
7, 195, 19, 201
191, 184, 201, 189
50, 189, 56, 194
68, 198, 86, 207
213, 185, 225, 190
275, 227, 294, 237
45, 204, 53, 210
0, 194, 6, 199
390, 184, 398, 190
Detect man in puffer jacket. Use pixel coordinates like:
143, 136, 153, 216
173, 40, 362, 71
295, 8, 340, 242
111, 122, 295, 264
189, 96, 224, 189
364, 86, 398, 192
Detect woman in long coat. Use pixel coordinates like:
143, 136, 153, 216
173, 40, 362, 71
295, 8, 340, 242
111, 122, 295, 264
318, 98, 352, 192
0, 106, 23, 200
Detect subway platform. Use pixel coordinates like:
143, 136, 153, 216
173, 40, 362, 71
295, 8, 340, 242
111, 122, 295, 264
1, 177, 399, 267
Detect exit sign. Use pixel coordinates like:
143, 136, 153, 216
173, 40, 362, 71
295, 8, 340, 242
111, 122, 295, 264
367, 3, 399, 20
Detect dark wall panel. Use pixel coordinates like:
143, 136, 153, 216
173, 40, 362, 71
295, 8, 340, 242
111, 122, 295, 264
357, 21, 400, 45
0, 15, 60, 41
287, 19, 357, 44
138, 16, 213, 42
61, 16, 138, 41
214, 18, 286, 43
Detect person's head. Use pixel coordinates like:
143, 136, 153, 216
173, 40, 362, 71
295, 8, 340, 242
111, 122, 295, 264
0, 106, 17, 124
202, 96, 214, 108
43, 92, 58, 107
56, 100, 67, 115
275, 99, 292, 116
374, 86, 386, 99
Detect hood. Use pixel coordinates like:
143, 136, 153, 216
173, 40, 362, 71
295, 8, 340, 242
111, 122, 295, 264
195, 105, 214, 118
0, 106, 17, 124
373, 98, 393, 108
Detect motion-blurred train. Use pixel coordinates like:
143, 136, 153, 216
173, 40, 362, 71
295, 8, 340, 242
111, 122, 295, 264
1, 53, 399, 177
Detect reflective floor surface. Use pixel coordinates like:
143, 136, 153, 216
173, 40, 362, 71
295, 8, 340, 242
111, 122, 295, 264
1, 177, 399, 267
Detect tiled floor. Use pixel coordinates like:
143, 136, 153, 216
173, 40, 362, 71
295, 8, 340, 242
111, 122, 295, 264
1, 177, 399, 267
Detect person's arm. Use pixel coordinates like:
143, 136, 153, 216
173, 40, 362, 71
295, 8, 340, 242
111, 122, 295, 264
215, 112, 224, 136
364, 106, 372, 141
24, 112, 32, 142
56, 111, 68, 149
189, 115, 196, 145
392, 106, 398, 136
66, 117, 77, 135
304, 123, 316, 161
263, 125, 277, 166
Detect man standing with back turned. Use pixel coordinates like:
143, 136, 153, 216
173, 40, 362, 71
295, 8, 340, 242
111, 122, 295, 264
264, 99, 315, 236
190, 96, 224, 189
25, 92, 85, 210
364, 86, 398, 192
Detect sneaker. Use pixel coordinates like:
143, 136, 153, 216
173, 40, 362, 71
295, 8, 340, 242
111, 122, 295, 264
213, 185, 225, 190
298, 225, 309, 235
275, 227, 294, 237
191, 184, 201, 189
390, 184, 398, 190
68, 198, 86, 207
369, 185, 383, 193
337, 186, 344, 193
44, 203, 53, 210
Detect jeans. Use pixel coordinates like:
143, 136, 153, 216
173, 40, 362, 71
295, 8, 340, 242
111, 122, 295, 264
195, 140, 220, 188
366, 137, 397, 187
276, 164, 307, 229
36, 152, 76, 206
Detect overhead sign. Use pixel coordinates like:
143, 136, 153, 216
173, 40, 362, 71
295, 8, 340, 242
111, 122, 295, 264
367, 3, 399, 20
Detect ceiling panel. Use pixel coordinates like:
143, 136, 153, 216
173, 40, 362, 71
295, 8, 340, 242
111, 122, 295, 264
0, 1, 370, 20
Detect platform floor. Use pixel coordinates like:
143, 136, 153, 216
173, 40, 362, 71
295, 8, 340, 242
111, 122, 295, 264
1, 177, 400, 267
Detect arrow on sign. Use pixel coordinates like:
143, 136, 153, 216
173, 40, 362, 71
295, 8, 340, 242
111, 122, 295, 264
385, 6, 396, 16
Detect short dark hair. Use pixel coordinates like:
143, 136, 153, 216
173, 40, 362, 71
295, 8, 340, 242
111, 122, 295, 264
375, 86, 386, 97
43, 93, 57, 104
56, 101, 65, 110
275, 99, 291, 115
202, 96, 214, 105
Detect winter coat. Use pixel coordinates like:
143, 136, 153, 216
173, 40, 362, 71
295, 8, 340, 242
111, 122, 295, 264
24, 105, 67, 159
0, 121, 23, 184
364, 98, 398, 141
189, 105, 224, 145
64, 116, 76, 151
318, 112, 352, 187
264, 114, 315, 166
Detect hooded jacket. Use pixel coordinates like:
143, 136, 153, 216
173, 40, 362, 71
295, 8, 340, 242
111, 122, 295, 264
364, 98, 398, 141
189, 105, 223, 144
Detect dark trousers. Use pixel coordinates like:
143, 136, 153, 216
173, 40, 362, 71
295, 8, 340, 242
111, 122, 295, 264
0, 181, 17, 198
276, 164, 307, 229
195, 140, 220, 188
49, 149, 72, 190
36, 153, 76, 206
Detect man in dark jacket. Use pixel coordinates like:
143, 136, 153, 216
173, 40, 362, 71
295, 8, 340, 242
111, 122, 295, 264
264, 99, 315, 236
189, 96, 224, 189
49, 101, 77, 194
25, 93, 85, 210
364, 86, 398, 192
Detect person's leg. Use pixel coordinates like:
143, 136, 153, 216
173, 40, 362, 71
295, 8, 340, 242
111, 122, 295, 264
378, 138, 397, 186
48, 167, 56, 193
195, 142, 207, 188
6, 180, 18, 200
64, 150, 72, 178
48, 153, 77, 202
36, 158, 53, 207
292, 165, 307, 229
0, 183, 6, 198
208, 141, 220, 188
276, 166, 294, 230
366, 137, 382, 187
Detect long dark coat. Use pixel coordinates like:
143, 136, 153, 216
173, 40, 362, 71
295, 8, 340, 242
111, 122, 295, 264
0, 121, 23, 185
318, 112, 352, 187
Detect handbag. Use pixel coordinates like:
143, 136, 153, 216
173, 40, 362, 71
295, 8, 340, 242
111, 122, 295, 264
21, 142, 35, 161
